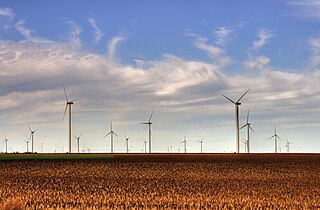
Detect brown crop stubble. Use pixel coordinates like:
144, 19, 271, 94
0, 154, 319, 209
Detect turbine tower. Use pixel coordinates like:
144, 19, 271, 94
124, 134, 131, 153
62, 85, 78, 153
223, 88, 250, 153
74, 134, 81, 153
268, 126, 282, 153
105, 121, 118, 153
141, 110, 153, 153
240, 110, 254, 153
180, 134, 187, 153
4, 134, 8, 153
198, 138, 204, 153
28, 124, 37, 153
284, 138, 292, 153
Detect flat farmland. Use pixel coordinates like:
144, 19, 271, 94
0, 154, 319, 209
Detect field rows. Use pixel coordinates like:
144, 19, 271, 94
0, 154, 319, 209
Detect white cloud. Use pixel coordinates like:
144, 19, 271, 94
87, 17, 103, 43
214, 27, 233, 46
15, 20, 33, 40
0, 8, 14, 18
288, 0, 320, 19
253, 29, 273, 50
107, 35, 124, 62
66, 21, 82, 47
309, 38, 320, 66
244, 56, 271, 70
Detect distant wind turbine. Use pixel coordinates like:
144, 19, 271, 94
28, 124, 38, 153
180, 134, 187, 153
242, 138, 248, 153
141, 110, 153, 153
25, 139, 30, 153
198, 138, 204, 153
143, 138, 148, 153
223, 88, 250, 153
105, 121, 118, 153
3, 134, 8, 153
284, 138, 293, 153
268, 126, 282, 153
74, 134, 81, 153
240, 110, 254, 153
124, 134, 131, 153
62, 85, 78, 153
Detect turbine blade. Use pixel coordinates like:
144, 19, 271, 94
250, 126, 255, 133
63, 85, 68, 102
247, 110, 249, 123
240, 124, 247, 130
141, 122, 148, 125
237, 88, 250, 103
277, 135, 282, 140
114, 132, 118, 137
148, 110, 154, 123
34, 129, 38, 133
268, 135, 276, 140
62, 103, 68, 124
70, 99, 78, 102
28, 124, 32, 132
222, 95, 235, 104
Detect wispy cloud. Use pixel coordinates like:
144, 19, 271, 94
253, 29, 274, 50
186, 30, 232, 67
214, 27, 233, 46
0, 8, 14, 18
66, 21, 82, 47
107, 35, 125, 62
244, 55, 271, 70
287, 0, 320, 19
309, 38, 320, 66
87, 17, 103, 43
15, 20, 33, 40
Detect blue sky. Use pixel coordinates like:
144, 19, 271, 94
0, 0, 320, 153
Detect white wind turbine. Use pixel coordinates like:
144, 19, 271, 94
180, 134, 187, 153
124, 134, 131, 153
74, 134, 81, 153
284, 138, 293, 153
105, 121, 118, 153
198, 138, 204, 153
141, 110, 154, 153
242, 138, 248, 153
25, 139, 30, 153
143, 138, 148, 153
223, 88, 250, 153
268, 126, 282, 153
28, 124, 38, 153
62, 85, 78, 153
3, 134, 8, 153
240, 110, 254, 153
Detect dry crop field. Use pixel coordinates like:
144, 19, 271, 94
0, 153, 319, 209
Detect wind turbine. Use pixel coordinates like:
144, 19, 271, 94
180, 134, 187, 153
105, 121, 118, 153
268, 126, 282, 153
223, 88, 250, 153
74, 134, 81, 153
143, 138, 148, 153
198, 138, 204, 153
240, 110, 254, 153
62, 85, 78, 153
141, 110, 153, 153
28, 124, 38, 153
25, 139, 30, 153
124, 134, 131, 153
284, 138, 292, 153
242, 138, 248, 153
3, 134, 8, 153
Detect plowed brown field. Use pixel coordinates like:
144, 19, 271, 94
0, 154, 319, 209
